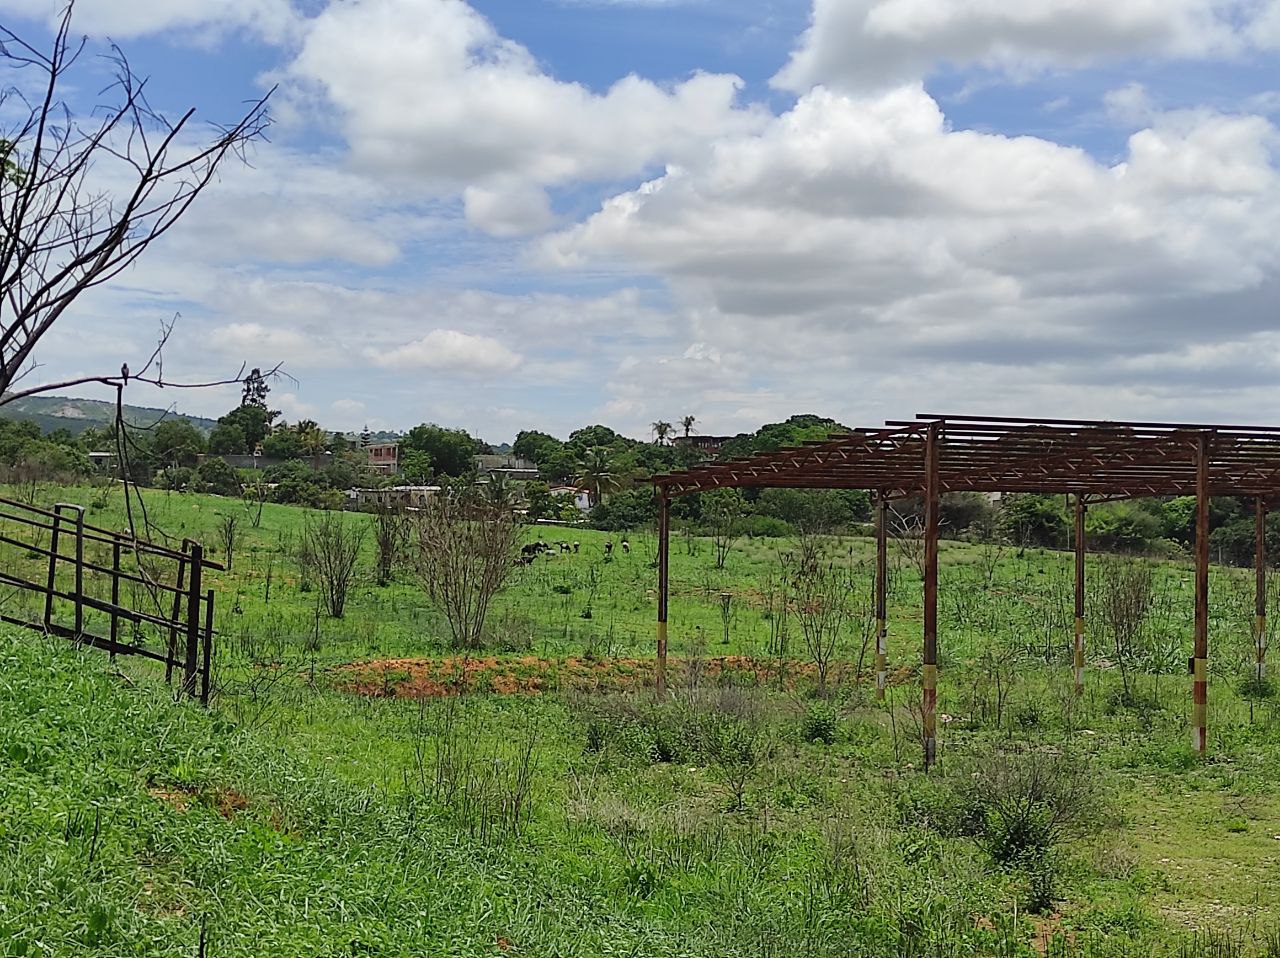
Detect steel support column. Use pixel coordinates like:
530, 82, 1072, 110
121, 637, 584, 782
923, 423, 940, 769
656, 493, 670, 699
1192, 434, 1211, 755
1074, 495, 1087, 693
875, 494, 888, 700
1256, 498, 1268, 684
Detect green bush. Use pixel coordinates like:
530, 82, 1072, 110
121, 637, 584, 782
962, 748, 1100, 867
197, 456, 242, 497
1087, 502, 1162, 553
998, 495, 1068, 548
801, 701, 839, 745
590, 489, 657, 531
737, 514, 794, 538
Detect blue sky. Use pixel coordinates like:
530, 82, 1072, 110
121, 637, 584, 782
2, 0, 1279, 443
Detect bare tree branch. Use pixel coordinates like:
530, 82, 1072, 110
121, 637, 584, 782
0, 2, 274, 403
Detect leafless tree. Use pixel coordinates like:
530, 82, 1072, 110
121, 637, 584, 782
0, 4, 272, 402
414, 492, 522, 650
216, 513, 237, 573
297, 510, 366, 619
241, 479, 268, 529
786, 547, 866, 696
373, 499, 410, 587
702, 488, 748, 571
889, 507, 926, 578
1093, 554, 1154, 703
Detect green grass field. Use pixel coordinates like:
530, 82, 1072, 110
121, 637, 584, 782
4, 480, 1280, 956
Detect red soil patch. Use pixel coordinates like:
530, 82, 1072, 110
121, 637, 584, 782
332, 654, 895, 699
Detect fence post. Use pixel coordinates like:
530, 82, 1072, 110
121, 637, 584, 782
167, 543, 189, 685
71, 506, 84, 638
184, 543, 204, 698
201, 588, 215, 706
109, 540, 121, 661
44, 507, 62, 631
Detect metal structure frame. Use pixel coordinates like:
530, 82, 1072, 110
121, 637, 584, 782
653, 413, 1279, 766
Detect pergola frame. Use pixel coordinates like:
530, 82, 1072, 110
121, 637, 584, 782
652, 413, 1279, 766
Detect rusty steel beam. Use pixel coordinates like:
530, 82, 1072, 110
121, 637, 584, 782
1257, 498, 1269, 684
1193, 433, 1211, 755
922, 422, 940, 770
875, 494, 888, 701
1074, 494, 1087, 694
915, 411, 1280, 433
656, 493, 670, 699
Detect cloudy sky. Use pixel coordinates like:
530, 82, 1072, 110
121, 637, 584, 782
4, 0, 1280, 442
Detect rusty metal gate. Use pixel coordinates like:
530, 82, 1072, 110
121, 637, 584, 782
0, 496, 221, 703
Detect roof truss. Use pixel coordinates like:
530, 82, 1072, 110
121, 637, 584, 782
652, 413, 1280, 499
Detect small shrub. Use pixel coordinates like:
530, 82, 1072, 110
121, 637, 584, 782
1024, 853, 1059, 915
1010, 700, 1043, 730
801, 701, 839, 745
408, 699, 539, 840
962, 748, 1101, 867
1239, 675, 1275, 700
584, 720, 606, 754
895, 774, 982, 838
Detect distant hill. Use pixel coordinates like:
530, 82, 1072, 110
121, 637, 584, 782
0, 394, 218, 437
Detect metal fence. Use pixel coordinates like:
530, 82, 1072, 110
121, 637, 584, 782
0, 496, 221, 703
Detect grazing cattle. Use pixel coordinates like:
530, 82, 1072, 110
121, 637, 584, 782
521, 542, 552, 561
604, 541, 613, 556
572, 541, 580, 554
560, 541, 571, 554
621, 538, 630, 554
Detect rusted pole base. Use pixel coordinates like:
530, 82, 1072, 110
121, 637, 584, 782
875, 619, 888, 701
1192, 656, 1207, 753
922, 664, 937, 769
1073, 617, 1085, 694
656, 622, 668, 699
1256, 614, 1268, 684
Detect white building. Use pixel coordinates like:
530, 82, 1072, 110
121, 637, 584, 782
550, 485, 592, 513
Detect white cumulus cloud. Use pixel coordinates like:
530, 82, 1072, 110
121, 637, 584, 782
543, 83, 1280, 425
0, 0, 298, 40
775, 0, 1271, 93
367, 329, 524, 374
281, 0, 767, 234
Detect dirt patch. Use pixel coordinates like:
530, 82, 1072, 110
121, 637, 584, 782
147, 785, 195, 812
1029, 914, 1073, 955
213, 787, 251, 819
147, 783, 250, 819
333, 654, 895, 699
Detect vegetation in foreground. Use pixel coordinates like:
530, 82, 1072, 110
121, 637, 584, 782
4, 480, 1280, 955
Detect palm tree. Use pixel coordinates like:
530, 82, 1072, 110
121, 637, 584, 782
578, 447, 619, 507
651, 420, 673, 445
681, 415, 697, 438
295, 420, 329, 470
485, 471, 512, 509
